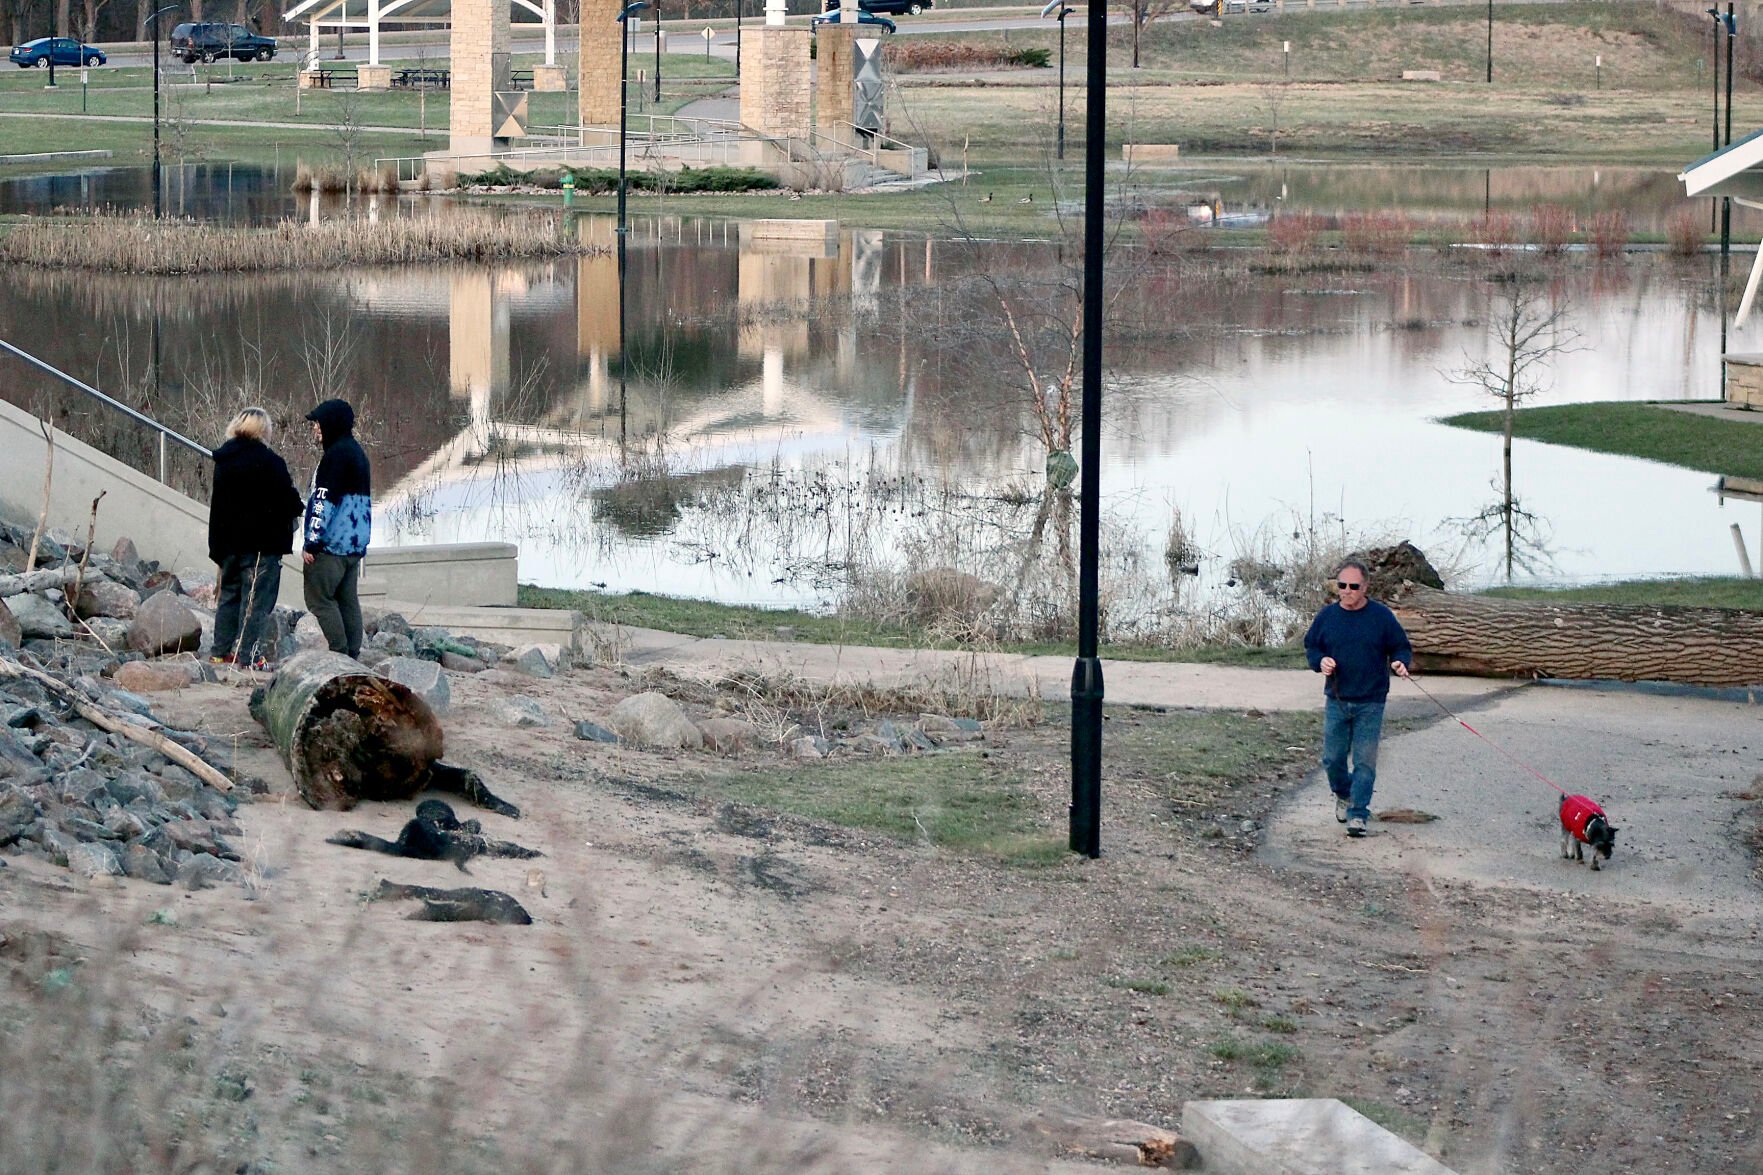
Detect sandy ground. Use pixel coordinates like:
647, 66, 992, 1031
3, 647, 1762, 1173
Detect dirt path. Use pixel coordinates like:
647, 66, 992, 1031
4, 650, 1761, 1173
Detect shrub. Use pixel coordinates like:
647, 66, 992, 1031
1341, 211, 1410, 256
1527, 203, 1574, 256
1666, 206, 1706, 257
1468, 209, 1518, 255
1265, 211, 1323, 256
891, 41, 1052, 72
1589, 209, 1629, 258
558, 165, 779, 194
1005, 48, 1051, 68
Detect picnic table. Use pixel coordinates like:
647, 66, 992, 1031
393, 66, 449, 88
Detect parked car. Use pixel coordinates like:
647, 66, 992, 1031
168, 21, 277, 63
823, 0, 930, 17
1188, 0, 1272, 11
9, 37, 106, 68
809, 8, 896, 31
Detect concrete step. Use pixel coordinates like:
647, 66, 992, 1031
1181, 1099, 1456, 1175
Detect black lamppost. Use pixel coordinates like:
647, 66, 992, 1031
735, 0, 742, 75
654, 0, 663, 101
144, 4, 179, 220
1041, 0, 1074, 161
617, 0, 648, 446
1069, 0, 1105, 859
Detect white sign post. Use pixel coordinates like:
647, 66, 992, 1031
702, 25, 714, 57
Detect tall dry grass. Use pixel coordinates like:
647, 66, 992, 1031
0, 211, 599, 274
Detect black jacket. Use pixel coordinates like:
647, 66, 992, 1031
208, 436, 304, 562
302, 399, 373, 556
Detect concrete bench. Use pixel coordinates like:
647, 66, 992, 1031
1123, 143, 1182, 165
1400, 69, 1442, 81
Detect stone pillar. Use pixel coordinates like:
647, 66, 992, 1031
532, 63, 568, 90
814, 24, 855, 135
357, 63, 392, 89
579, 0, 624, 128
739, 27, 812, 143
451, 0, 511, 156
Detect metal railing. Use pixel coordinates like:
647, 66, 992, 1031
0, 338, 211, 485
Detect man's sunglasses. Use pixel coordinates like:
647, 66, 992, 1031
1336, 581, 1364, 591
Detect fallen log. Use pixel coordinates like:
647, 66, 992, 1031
251, 650, 517, 815
0, 654, 234, 793
1027, 1111, 1200, 1169
0, 565, 84, 597
1390, 584, 1763, 688
371, 880, 532, 925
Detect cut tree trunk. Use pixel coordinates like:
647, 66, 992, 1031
1027, 1110, 1200, 1169
1390, 584, 1763, 688
252, 650, 518, 816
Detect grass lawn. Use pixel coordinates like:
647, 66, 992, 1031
1442, 402, 1763, 481
519, 584, 1309, 666
1482, 577, 1762, 609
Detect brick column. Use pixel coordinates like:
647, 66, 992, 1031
814, 24, 855, 132
739, 26, 812, 142
451, 0, 511, 156
579, 0, 624, 128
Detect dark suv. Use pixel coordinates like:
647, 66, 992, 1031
823, 0, 930, 15
168, 22, 277, 63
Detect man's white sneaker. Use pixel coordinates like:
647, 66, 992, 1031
1346, 817, 1368, 838
1335, 797, 1349, 824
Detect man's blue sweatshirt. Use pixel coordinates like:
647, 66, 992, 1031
1303, 600, 1413, 703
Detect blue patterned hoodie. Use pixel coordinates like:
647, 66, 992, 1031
302, 399, 372, 558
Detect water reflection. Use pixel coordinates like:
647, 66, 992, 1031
2, 194, 1760, 613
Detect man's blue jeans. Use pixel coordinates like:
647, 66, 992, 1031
1324, 698, 1385, 823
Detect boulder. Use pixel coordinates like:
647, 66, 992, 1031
368, 630, 416, 658
507, 643, 563, 679
81, 616, 131, 649
121, 844, 174, 885
127, 591, 203, 657
0, 784, 38, 845
493, 695, 548, 727
440, 650, 489, 673
698, 717, 760, 754
113, 661, 190, 693
4, 593, 73, 639
294, 613, 329, 651
0, 597, 19, 650
788, 736, 826, 760
608, 692, 704, 751
381, 655, 450, 716
75, 578, 140, 620
110, 537, 141, 568
66, 841, 123, 879
572, 719, 620, 744
366, 611, 412, 640
140, 570, 184, 600
903, 567, 1001, 625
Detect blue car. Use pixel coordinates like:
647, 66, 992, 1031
809, 9, 895, 32
10, 37, 106, 67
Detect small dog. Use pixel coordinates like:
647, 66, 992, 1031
1559, 793, 1618, 871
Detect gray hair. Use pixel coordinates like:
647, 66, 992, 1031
1335, 559, 1370, 582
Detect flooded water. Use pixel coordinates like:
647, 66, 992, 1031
2, 161, 1759, 623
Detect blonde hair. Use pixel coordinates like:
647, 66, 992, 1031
226, 407, 273, 442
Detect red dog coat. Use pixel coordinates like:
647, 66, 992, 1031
1559, 793, 1607, 843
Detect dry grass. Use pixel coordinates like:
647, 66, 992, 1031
0, 212, 600, 274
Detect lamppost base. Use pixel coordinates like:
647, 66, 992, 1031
1069, 655, 1103, 858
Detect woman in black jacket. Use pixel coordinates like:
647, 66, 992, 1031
208, 407, 304, 667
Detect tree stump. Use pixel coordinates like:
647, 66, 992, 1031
1390, 584, 1763, 688
252, 651, 445, 810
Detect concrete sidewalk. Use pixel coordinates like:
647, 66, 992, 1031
606, 623, 1520, 713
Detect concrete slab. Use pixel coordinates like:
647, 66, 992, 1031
1181, 1099, 1455, 1175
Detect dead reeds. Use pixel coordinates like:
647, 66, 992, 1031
0, 211, 601, 274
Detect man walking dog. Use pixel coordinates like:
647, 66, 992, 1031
1304, 559, 1413, 838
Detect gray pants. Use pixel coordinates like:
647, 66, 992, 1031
303, 551, 363, 660
212, 553, 282, 664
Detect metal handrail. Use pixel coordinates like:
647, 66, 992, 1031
0, 337, 210, 485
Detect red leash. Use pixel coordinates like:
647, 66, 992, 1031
1401, 675, 1571, 798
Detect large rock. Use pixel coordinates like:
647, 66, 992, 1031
0, 597, 19, 649
903, 567, 1001, 625
507, 643, 565, 679
381, 656, 450, 716
75, 578, 140, 620
127, 591, 202, 657
110, 537, 141, 569
293, 613, 329, 651
492, 695, 548, 727
698, 717, 760, 754
81, 616, 130, 649
608, 692, 704, 750
113, 661, 190, 693
0, 785, 38, 846
66, 841, 123, 879
4, 593, 73, 639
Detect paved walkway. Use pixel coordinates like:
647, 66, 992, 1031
610, 624, 1517, 712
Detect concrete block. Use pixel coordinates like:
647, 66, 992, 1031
357, 63, 392, 90
367, 542, 518, 607
1725, 353, 1763, 409
1122, 143, 1182, 165
532, 62, 567, 91
1400, 69, 1442, 81
1181, 1099, 1456, 1175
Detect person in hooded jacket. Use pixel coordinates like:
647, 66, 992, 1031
301, 398, 373, 659
208, 407, 304, 667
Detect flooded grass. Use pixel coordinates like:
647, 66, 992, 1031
1443, 402, 1763, 481
0, 211, 598, 273
1481, 577, 1762, 610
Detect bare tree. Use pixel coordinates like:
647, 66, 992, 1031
1449, 277, 1580, 581
1129, 0, 1181, 69
1260, 83, 1284, 157
329, 86, 367, 178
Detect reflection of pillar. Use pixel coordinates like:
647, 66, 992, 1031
576, 217, 620, 415
762, 346, 785, 417
739, 27, 812, 142
449, 270, 510, 439
738, 252, 810, 360
579, 0, 623, 128
451, 0, 511, 156
814, 24, 855, 134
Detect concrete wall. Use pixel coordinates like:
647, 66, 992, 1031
368, 543, 519, 607
1726, 354, 1763, 409
739, 26, 813, 141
